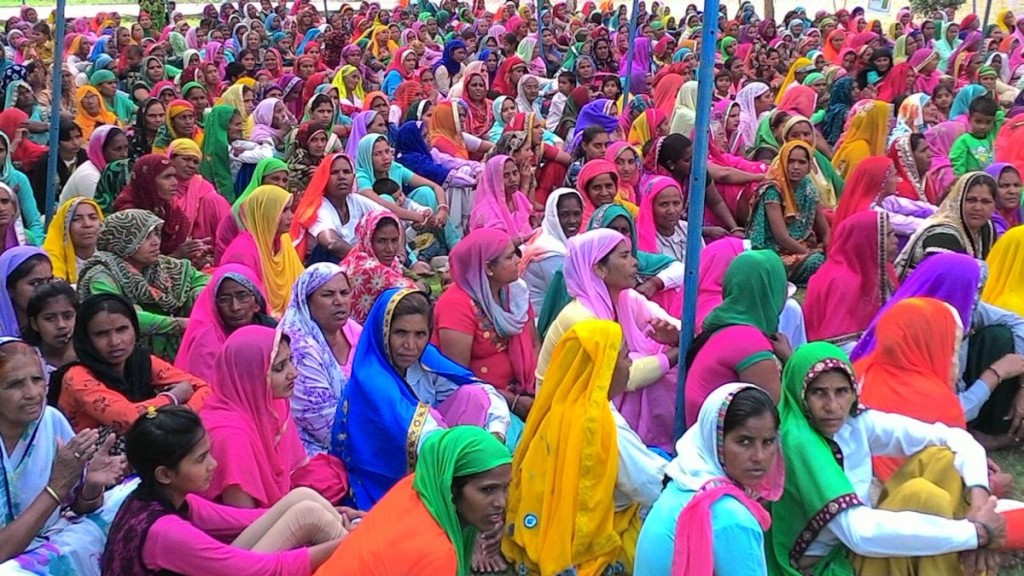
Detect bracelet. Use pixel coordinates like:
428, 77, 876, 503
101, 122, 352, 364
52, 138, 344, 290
43, 485, 63, 505
436, 204, 450, 213
158, 392, 179, 406
510, 394, 521, 413
729, 227, 744, 234
988, 366, 1004, 383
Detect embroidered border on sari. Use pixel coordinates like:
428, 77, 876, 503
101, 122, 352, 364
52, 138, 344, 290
789, 492, 864, 567
406, 402, 431, 470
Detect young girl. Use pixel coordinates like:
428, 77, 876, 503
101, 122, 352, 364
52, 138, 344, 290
102, 406, 348, 575
24, 280, 77, 380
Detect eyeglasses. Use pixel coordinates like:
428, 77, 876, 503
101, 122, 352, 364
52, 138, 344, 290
215, 291, 255, 306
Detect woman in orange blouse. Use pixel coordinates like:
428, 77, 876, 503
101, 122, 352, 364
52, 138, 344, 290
49, 293, 209, 440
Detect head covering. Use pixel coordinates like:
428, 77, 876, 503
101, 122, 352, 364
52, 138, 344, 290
73, 85, 119, 140
218, 83, 254, 137
575, 159, 620, 226
202, 325, 305, 508
42, 198, 104, 284
0, 246, 47, 337
519, 188, 583, 270
949, 84, 987, 118
199, 104, 238, 201
702, 248, 787, 338
855, 297, 963, 482
394, 121, 451, 186
468, 155, 533, 238
982, 225, 1024, 316
249, 97, 289, 144
627, 108, 666, 148
338, 211, 416, 323
332, 288, 481, 509
428, 101, 469, 159
450, 228, 535, 391
569, 99, 619, 152
694, 237, 747, 328
112, 154, 190, 256
232, 186, 304, 315
831, 100, 891, 178
503, 318, 637, 574
669, 80, 699, 135
851, 252, 981, 361
832, 156, 898, 229
734, 82, 769, 151
346, 110, 380, 160
924, 121, 966, 194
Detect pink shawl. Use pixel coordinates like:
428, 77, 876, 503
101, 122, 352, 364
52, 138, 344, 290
635, 175, 678, 253
175, 264, 269, 383
177, 173, 230, 241
563, 228, 625, 319
468, 155, 534, 238
695, 237, 747, 329
87, 125, 119, 171
220, 231, 264, 280
924, 121, 966, 200
201, 325, 305, 508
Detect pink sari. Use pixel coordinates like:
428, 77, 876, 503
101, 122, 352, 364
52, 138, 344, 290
468, 155, 534, 238
177, 173, 231, 242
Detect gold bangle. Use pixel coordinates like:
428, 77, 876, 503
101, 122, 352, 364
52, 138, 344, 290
43, 485, 62, 505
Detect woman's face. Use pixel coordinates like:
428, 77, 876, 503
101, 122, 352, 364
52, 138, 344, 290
804, 370, 855, 437
276, 198, 294, 236
785, 121, 814, 145
299, 59, 316, 78
501, 159, 520, 193
652, 186, 684, 232
371, 220, 401, 263
204, 64, 220, 85
585, 172, 617, 206
388, 311, 430, 374
786, 147, 811, 182
367, 113, 387, 135
721, 409, 778, 491
117, 28, 131, 47
946, 24, 959, 42
129, 230, 163, 268
271, 102, 289, 129
262, 169, 288, 188
327, 157, 354, 198
467, 75, 486, 102
265, 51, 279, 69
830, 34, 844, 50
10, 260, 52, 312
402, 51, 417, 73
997, 169, 1023, 210
911, 137, 932, 175
313, 101, 334, 125
215, 277, 259, 330
103, 132, 130, 163
556, 194, 583, 238
342, 70, 360, 91
577, 58, 593, 78
69, 202, 101, 252
420, 71, 436, 91
596, 240, 638, 291
754, 89, 774, 115
0, 348, 47, 429
267, 340, 298, 398
582, 132, 611, 161
171, 110, 196, 136
933, 88, 953, 111
241, 52, 256, 70
307, 273, 353, 334
241, 88, 256, 115
725, 105, 741, 133
227, 112, 244, 141
962, 182, 996, 231
371, 97, 389, 116
87, 310, 136, 367
82, 92, 101, 115
30, 296, 76, 352
146, 58, 164, 80
0, 189, 14, 230
500, 99, 517, 123
155, 165, 178, 199
487, 241, 520, 287
613, 150, 637, 185
980, 74, 996, 91
371, 139, 393, 174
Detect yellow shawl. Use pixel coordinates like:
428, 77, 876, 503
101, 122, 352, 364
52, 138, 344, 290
983, 225, 1024, 316
42, 197, 104, 284
217, 84, 255, 138
237, 185, 304, 315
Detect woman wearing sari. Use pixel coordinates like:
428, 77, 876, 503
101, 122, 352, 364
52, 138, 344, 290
747, 140, 829, 286
830, 99, 891, 180
895, 171, 998, 280
287, 122, 329, 199
167, 138, 230, 247
766, 341, 1012, 576
316, 426, 511, 575
220, 185, 303, 316
832, 156, 935, 243
77, 210, 207, 360
890, 133, 939, 204
461, 69, 494, 139
503, 319, 666, 575
112, 154, 197, 262
0, 338, 129, 572
634, 175, 703, 262
635, 383, 783, 575
519, 188, 583, 312
60, 125, 130, 205
925, 121, 967, 198
73, 85, 120, 141
174, 263, 274, 384
151, 99, 204, 154
468, 154, 533, 242
280, 263, 363, 456
41, 197, 103, 285
804, 211, 898, 350
986, 162, 1023, 235
983, 226, 1024, 317
330, 288, 511, 510
433, 228, 537, 419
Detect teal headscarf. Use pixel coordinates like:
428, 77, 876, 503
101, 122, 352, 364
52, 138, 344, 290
587, 203, 674, 277
354, 132, 389, 187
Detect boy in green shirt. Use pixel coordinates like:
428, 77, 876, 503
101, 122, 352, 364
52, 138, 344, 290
950, 96, 999, 177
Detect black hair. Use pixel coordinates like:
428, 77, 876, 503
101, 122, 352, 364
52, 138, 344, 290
503, 32, 519, 46
390, 290, 432, 332
101, 127, 125, 152
6, 254, 50, 292
125, 45, 143, 59
723, 387, 780, 434
32, 21, 50, 35
59, 119, 82, 142
931, 82, 953, 100
657, 133, 693, 168
225, 62, 246, 82
964, 173, 998, 198
969, 96, 999, 118
715, 70, 731, 83
909, 132, 927, 152
770, 111, 791, 133
236, 48, 256, 65
558, 70, 576, 85
22, 281, 78, 346
723, 56, 740, 71
125, 406, 207, 493
372, 178, 401, 198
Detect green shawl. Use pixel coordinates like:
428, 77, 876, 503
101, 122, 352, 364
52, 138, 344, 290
95, 159, 135, 215
200, 105, 238, 202
766, 342, 862, 576
412, 426, 512, 576
233, 157, 289, 220
702, 249, 786, 336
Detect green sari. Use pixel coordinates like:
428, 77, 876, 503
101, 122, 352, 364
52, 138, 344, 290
767, 342, 863, 576
751, 114, 845, 203
746, 177, 826, 286
199, 105, 238, 202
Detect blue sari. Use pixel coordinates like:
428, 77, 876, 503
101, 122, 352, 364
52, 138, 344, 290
330, 288, 480, 509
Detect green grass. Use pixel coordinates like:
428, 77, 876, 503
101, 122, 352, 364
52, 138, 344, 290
0, 0, 134, 6
991, 449, 1024, 575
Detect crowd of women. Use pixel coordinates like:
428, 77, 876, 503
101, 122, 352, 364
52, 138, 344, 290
5, 0, 1024, 573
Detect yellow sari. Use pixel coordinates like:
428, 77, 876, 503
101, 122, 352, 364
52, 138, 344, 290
217, 84, 255, 138
775, 57, 812, 104
830, 100, 891, 180
502, 319, 641, 576
42, 197, 104, 284
982, 225, 1024, 317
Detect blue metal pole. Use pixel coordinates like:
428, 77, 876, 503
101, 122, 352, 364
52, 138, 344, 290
44, 0, 66, 226
620, 0, 640, 101
537, 0, 544, 68
673, 0, 718, 440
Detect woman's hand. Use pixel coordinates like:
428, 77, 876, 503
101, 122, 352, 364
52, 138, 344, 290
968, 494, 1007, 549
646, 318, 680, 347
84, 434, 127, 491
635, 277, 664, 299
163, 382, 195, 405
433, 206, 449, 227
49, 429, 100, 496
769, 332, 793, 363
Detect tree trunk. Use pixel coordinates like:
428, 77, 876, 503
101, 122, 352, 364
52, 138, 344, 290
764, 0, 774, 23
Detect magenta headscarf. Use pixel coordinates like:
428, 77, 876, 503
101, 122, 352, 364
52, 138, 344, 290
635, 175, 680, 253
563, 228, 626, 319
201, 325, 306, 508
86, 125, 120, 171
449, 227, 536, 392
695, 237, 747, 329
924, 121, 966, 196
468, 155, 534, 238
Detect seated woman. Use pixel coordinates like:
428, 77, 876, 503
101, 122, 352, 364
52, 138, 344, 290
0, 183, 25, 258
167, 138, 231, 251
433, 228, 538, 420
685, 250, 790, 428
635, 384, 783, 575
575, 158, 635, 224
832, 155, 935, 245
200, 105, 275, 202
0, 338, 129, 571
889, 133, 940, 204
747, 140, 830, 286
0, 247, 51, 337
804, 211, 899, 350
290, 152, 384, 262
220, 185, 304, 316
468, 154, 534, 243
203, 325, 349, 508
77, 210, 207, 360
519, 188, 583, 312
51, 293, 210, 440
330, 288, 511, 510
536, 229, 681, 450
175, 264, 275, 383
985, 226, 1024, 318
41, 197, 103, 285
214, 157, 291, 263
315, 426, 511, 574
896, 171, 998, 280
24, 281, 78, 380
281, 263, 363, 456
339, 211, 420, 324
986, 162, 1023, 236
635, 175, 704, 262
102, 406, 347, 576
767, 342, 1016, 575
60, 125, 129, 206
503, 320, 667, 574
287, 122, 329, 199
